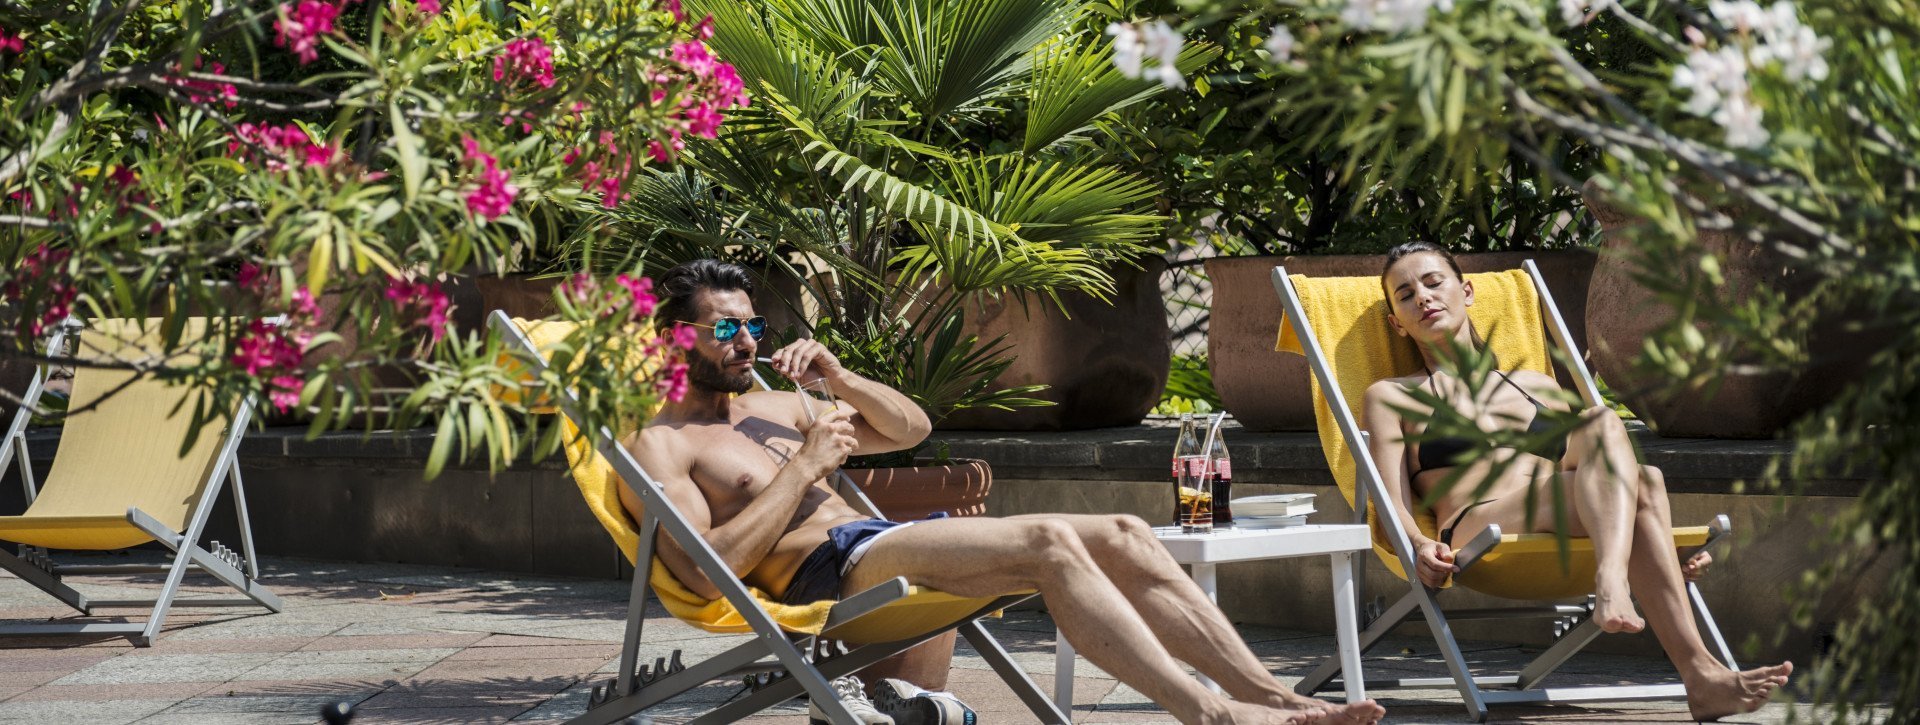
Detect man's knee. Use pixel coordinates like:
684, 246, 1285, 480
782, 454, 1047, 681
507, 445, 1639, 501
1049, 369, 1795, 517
1024, 519, 1089, 567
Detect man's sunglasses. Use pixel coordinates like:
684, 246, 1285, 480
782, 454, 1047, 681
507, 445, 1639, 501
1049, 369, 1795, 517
685, 316, 767, 342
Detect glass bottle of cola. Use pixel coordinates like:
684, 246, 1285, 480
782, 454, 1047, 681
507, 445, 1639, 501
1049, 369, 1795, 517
1171, 414, 1200, 528
1204, 412, 1234, 526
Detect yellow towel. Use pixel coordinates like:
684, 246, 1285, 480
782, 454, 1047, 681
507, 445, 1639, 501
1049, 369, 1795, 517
1275, 270, 1553, 582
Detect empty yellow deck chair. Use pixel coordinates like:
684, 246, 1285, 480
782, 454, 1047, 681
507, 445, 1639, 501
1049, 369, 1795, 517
1271, 261, 1739, 721
491, 311, 1066, 725
0, 319, 282, 647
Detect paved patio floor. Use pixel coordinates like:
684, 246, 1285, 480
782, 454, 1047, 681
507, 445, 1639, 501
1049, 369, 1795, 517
0, 552, 1852, 724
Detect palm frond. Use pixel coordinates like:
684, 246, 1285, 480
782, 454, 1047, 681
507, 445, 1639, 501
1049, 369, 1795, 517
1023, 35, 1221, 154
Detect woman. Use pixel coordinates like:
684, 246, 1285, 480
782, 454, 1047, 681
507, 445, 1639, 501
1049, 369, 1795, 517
1363, 241, 1792, 720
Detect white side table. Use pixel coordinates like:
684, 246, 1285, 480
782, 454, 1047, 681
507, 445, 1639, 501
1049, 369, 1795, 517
1053, 524, 1372, 713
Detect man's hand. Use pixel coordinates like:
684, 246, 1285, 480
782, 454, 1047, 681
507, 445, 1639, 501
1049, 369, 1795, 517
794, 406, 858, 480
767, 338, 847, 384
1414, 539, 1458, 588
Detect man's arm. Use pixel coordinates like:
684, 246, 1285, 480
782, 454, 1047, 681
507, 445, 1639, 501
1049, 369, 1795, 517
623, 410, 859, 601
767, 338, 931, 455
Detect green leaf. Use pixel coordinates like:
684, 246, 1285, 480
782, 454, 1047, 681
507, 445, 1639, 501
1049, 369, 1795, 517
390, 101, 427, 203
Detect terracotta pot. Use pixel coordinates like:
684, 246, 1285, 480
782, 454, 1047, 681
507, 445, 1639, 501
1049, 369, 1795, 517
1206, 250, 1597, 432
935, 258, 1171, 431
1581, 179, 1872, 438
841, 458, 992, 522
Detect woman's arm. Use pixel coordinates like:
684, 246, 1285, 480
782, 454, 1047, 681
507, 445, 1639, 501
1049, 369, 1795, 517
1362, 379, 1458, 587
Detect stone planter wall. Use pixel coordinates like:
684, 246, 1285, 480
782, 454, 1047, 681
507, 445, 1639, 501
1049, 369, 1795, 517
1581, 180, 1877, 438
936, 258, 1171, 431
1206, 251, 1597, 432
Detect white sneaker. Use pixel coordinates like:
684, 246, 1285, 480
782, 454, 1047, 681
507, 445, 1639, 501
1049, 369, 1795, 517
872, 678, 977, 725
807, 675, 894, 725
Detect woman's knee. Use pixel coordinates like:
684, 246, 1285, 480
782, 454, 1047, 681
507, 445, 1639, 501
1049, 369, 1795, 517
1636, 465, 1670, 507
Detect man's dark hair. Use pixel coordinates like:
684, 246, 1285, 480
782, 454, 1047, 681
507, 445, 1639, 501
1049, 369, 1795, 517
654, 259, 756, 331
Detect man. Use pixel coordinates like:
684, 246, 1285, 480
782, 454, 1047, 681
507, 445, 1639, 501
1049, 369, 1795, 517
625, 260, 1385, 725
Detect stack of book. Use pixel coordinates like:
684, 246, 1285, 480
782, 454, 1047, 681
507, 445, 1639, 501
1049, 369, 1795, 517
1230, 494, 1315, 529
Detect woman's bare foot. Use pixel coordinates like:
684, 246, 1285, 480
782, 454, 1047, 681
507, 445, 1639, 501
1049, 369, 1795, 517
1686, 660, 1792, 721
1682, 551, 1713, 582
1592, 579, 1645, 633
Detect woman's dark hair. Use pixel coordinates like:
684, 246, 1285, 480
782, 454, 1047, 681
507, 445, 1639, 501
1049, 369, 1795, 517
653, 259, 756, 331
1381, 241, 1464, 280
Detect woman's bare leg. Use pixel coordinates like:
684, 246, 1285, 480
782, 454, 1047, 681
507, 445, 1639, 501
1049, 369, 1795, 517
1623, 466, 1793, 719
1560, 406, 1647, 633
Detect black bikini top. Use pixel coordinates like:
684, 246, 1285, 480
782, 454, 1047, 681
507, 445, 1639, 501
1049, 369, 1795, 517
1412, 367, 1560, 474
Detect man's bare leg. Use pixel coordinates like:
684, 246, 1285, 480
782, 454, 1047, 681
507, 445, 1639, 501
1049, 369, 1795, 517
857, 631, 956, 692
1620, 466, 1792, 720
843, 516, 1382, 725
1561, 406, 1648, 633
1005, 513, 1364, 715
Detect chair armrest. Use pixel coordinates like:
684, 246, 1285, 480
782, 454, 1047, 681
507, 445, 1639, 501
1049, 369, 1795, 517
821, 576, 912, 632
1451, 524, 1504, 576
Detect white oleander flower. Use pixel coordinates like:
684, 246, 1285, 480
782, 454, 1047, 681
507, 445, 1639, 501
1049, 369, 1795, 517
1672, 46, 1751, 118
1142, 20, 1186, 88
1107, 22, 1145, 79
1708, 0, 1775, 34
1107, 20, 1186, 88
1264, 25, 1297, 63
1341, 0, 1451, 34
1758, 22, 1832, 81
1715, 95, 1769, 147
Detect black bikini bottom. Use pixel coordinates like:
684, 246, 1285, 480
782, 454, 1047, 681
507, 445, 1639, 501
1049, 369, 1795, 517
1438, 498, 1498, 547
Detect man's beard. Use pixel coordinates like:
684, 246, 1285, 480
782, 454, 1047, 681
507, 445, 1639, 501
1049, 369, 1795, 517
687, 353, 754, 394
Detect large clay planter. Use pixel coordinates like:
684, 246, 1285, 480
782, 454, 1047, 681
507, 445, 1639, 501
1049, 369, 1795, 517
841, 458, 992, 522
935, 257, 1170, 430
1207, 251, 1597, 431
1581, 179, 1872, 438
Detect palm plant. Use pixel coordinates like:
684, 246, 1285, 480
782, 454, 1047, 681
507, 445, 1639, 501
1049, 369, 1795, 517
577, 0, 1215, 450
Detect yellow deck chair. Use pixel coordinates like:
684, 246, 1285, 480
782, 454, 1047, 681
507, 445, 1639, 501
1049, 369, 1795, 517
1271, 261, 1739, 721
490, 311, 1066, 725
0, 319, 282, 646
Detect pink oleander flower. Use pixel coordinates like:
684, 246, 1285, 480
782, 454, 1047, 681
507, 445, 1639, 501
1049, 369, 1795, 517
174, 59, 238, 109
658, 0, 685, 22
275, 0, 341, 65
268, 375, 305, 413
648, 130, 684, 164
238, 262, 265, 291
3, 245, 77, 337
459, 137, 518, 220
671, 323, 698, 350
683, 103, 724, 139
230, 122, 336, 172
615, 275, 657, 318
656, 361, 689, 403
494, 37, 556, 89
231, 319, 306, 377
671, 41, 717, 79
385, 276, 452, 342
563, 273, 598, 303
417, 0, 441, 15
0, 28, 24, 54
706, 63, 748, 108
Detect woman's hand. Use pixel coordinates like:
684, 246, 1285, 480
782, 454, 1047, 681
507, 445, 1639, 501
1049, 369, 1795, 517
1414, 539, 1458, 588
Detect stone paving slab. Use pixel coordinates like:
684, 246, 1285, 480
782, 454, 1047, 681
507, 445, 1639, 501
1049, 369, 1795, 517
1, 551, 1876, 724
